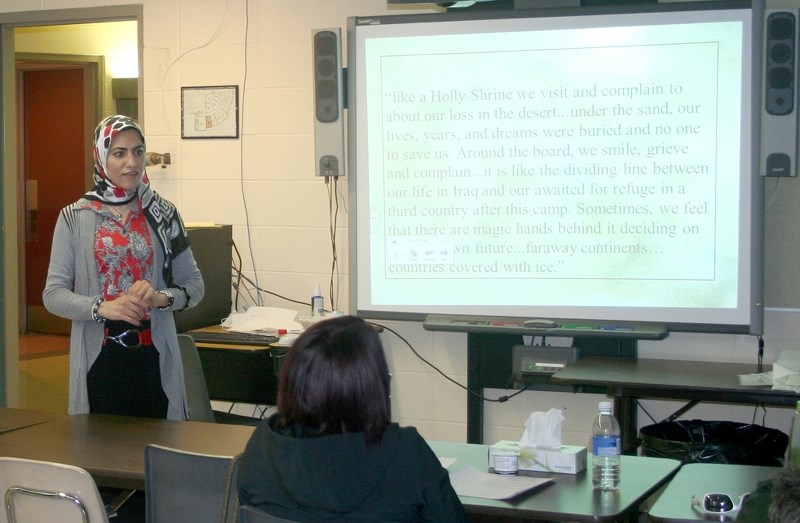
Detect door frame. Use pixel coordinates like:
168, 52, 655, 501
16, 54, 103, 334
0, 5, 143, 406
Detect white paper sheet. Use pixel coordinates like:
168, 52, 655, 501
448, 466, 551, 500
439, 457, 456, 469
220, 307, 303, 334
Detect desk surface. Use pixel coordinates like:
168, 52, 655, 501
0, 413, 678, 521
552, 357, 797, 404
648, 463, 776, 522
429, 440, 681, 522
0, 407, 64, 434
189, 325, 278, 351
0, 414, 255, 490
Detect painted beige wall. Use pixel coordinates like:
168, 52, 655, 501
4, 0, 797, 446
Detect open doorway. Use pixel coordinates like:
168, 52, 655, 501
0, 8, 142, 406
15, 21, 138, 336
16, 57, 102, 336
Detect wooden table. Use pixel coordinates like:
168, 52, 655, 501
648, 463, 777, 522
0, 407, 64, 434
430, 440, 681, 522
0, 413, 683, 521
0, 414, 255, 490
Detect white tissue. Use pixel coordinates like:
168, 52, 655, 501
738, 350, 800, 392
520, 408, 564, 449
772, 350, 800, 392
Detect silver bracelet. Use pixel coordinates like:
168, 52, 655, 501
156, 289, 175, 310
91, 298, 105, 323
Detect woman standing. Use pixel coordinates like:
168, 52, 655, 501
43, 114, 204, 420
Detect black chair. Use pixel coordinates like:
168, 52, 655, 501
177, 334, 261, 425
144, 444, 241, 523
177, 334, 216, 422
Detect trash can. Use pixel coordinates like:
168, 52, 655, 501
639, 420, 788, 466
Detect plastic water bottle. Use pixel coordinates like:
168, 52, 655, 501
790, 400, 800, 466
311, 284, 324, 317
592, 401, 621, 490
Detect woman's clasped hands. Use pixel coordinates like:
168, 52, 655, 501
98, 280, 162, 325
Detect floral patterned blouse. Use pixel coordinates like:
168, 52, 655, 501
89, 201, 155, 317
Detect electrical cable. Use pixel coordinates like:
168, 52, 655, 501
155, 0, 263, 308
637, 401, 658, 425
231, 259, 310, 309
371, 321, 533, 403
765, 177, 780, 211
327, 175, 342, 311
229, 258, 538, 404
232, 240, 244, 311
155, 0, 231, 149
751, 404, 767, 425
236, 0, 263, 306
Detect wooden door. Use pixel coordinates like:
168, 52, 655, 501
20, 67, 87, 334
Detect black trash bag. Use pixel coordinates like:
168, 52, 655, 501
639, 419, 788, 467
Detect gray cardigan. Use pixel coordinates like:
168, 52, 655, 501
42, 200, 205, 419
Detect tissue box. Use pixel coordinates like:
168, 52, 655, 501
489, 440, 587, 475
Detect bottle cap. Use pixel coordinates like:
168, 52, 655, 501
599, 401, 613, 411
314, 284, 321, 296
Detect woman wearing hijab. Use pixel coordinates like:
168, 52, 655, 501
43, 114, 204, 420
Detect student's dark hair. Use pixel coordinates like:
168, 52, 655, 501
770, 464, 800, 523
275, 315, 391, 446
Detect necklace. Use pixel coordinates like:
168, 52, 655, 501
106, 203, 134, 222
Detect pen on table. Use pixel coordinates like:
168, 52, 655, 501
598, 325, 635, 331
254, 328, 288, 336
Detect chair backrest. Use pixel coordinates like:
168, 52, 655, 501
0, 456, 109, 523
144, 444, 239, 523
221, 453, 242, 523
177, 333, 217, 422
239, 505, 299, 523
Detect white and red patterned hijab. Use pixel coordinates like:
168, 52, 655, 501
90, 114, 145, 204
86, 115, 189, 285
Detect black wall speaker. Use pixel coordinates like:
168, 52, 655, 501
312, 28, 345, 177
762, 10, 799, 177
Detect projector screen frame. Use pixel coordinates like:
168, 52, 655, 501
347, 0, 766, 336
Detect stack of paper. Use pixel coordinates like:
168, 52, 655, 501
221, 307, 303, 335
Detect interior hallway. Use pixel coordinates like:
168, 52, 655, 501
18, 333, 69, 413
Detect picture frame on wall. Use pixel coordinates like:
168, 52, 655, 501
181, 85, 239, 139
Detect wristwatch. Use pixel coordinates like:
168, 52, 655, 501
156, 289, 175, 310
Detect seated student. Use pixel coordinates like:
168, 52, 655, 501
770, 464, 800, 522
738, 464, 800, 523
237, 315, 468, 522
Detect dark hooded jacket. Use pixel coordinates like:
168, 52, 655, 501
238, 414, 469, 522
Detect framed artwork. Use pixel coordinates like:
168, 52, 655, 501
181, 85, 239, 139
